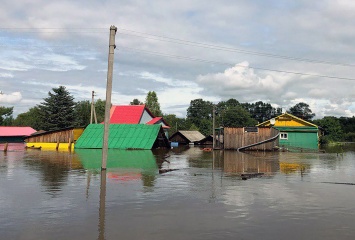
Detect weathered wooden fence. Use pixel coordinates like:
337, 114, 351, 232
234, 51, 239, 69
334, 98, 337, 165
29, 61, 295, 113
223, 127, 279, 151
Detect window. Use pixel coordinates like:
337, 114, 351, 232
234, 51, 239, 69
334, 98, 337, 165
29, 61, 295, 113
280, 132, 288, 140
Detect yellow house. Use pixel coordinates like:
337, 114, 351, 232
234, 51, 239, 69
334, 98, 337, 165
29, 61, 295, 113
257, 112, 319, 150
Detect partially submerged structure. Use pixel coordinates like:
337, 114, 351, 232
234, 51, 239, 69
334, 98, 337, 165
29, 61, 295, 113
257, 112, 319, 150
0, 127, 36, 151
169, 130, 205, 145
75, 124, 170, 150
25, 127, 85, 151
108, 105, 170, 137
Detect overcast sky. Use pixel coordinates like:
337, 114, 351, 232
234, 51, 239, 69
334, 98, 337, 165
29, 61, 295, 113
1, 0, 354, 119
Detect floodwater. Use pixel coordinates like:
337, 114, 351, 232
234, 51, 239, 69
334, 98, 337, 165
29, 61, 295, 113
1, 144, 355, 240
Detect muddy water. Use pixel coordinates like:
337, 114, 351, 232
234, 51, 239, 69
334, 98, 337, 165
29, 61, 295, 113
1, 144, 355, 240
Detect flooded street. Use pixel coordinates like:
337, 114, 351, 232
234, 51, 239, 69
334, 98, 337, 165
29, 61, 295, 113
1, 144, 355, 240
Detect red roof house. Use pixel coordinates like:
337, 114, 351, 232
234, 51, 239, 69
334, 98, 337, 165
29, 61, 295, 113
108, 105, 170, 128
0, 127, 36, 151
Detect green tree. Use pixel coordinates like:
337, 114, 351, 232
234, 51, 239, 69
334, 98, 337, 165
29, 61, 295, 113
130, 98, 143, 105
13, 106, 42, 130
74, 100, 91, 126
313, 116, 343, 143
0, 106, 14, 126
288, 102, 315, 121
94, 99, 106, 123
145, 91, 162, 116
222, 105, 257, 127
242, 101, 282, 123
37, 86, 75, 131
186, 98, 214, 135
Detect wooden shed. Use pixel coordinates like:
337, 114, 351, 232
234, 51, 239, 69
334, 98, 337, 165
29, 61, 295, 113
25, 127, 85, 151
223, 127, 279, 151
169, 130, 205, 145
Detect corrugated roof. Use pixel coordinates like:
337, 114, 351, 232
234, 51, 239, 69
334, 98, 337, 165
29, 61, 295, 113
146, 117, 162, 124
178, 131, 205, 142
109, 105, 146, 124
75, 124, 161, 149
0, 127, 36, 137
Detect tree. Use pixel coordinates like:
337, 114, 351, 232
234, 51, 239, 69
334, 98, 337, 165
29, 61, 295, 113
0, 106, 14, 126
37, 86, 75, 131
186, 98, 214, 134
13, 106, 42, 130
313, 116, 343, 143
94, 99, 106, 123
288, 102, 315, 121
130, 98, 143, 105
242, 101, 282, 123
145, 91, 162, 116
74, 100, 91, 126
221, 106, 257, 127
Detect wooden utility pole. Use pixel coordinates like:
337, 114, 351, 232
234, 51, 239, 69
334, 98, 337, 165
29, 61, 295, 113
212, 105, 216, 150
102, 25, 117, 170
90, 90, 97, 124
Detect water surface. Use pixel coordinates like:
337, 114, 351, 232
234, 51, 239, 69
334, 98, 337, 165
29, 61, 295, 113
1, 144, 355, 239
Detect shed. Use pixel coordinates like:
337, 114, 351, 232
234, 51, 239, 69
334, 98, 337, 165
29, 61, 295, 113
25, 127, 85, 151
257, 112, 319, 150
0, 126, 36, 151
75, 124, 170, 149
169, 130, 205, 145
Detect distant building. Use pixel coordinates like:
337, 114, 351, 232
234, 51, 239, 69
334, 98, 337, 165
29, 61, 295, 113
0, 126, 36, 151
257, 112, 319, 150
169, 130, 205, 145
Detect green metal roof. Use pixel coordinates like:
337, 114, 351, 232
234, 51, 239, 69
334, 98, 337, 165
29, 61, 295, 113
75, 124, 161, 149
274, 126, 318, 132
75, 149, 158, 170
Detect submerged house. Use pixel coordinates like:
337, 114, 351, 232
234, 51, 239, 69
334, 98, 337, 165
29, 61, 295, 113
108, 105, 170, 137
169, 130, 205, 145
75, 124, 170, 149
0, 127, 36, 151
257, 112, 319, 150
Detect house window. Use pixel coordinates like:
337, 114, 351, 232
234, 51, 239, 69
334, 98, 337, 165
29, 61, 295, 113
280, 132, 288, 140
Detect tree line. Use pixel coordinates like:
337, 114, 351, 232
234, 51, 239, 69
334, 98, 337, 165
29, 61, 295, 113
1, 86, 355, 143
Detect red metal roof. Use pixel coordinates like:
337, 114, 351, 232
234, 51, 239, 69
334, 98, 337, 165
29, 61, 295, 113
109, 105, 146, 124
146, 117, 162, 124
0, 127, 36, 137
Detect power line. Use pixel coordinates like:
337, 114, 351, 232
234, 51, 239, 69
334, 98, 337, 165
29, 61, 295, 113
121, 46, 355, 81
115, 28, 355, 67
1, 27, 354, 67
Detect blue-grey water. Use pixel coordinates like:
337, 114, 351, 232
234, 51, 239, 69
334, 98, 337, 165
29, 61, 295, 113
1, 144, 355, 240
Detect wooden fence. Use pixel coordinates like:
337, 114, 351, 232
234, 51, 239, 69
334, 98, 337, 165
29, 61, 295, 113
223, 127, 279, 151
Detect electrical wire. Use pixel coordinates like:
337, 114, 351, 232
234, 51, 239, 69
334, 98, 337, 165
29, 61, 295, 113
121, 46, 355, 81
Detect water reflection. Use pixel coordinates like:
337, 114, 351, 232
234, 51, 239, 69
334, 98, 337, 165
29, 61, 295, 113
98, 170, 106, 240
75, 149, 159, 190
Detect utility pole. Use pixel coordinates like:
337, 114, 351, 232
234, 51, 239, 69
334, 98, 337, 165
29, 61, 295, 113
90, 90, 98, 124
102, 25, 117, 170
212, 105, 216, 150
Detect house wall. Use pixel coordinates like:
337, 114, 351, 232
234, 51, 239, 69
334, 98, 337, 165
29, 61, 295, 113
169, 134, 189, 144
140, 110, 153, 124
224, 127, 279, 150
0, 136, 25, 143
278, 130, 318, 150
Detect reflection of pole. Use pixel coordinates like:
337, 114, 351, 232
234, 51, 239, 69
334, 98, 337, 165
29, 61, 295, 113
102, 25, 117, 170
86, 171, 92, 200
213, 105, 215, 150
98, 170, 107, 240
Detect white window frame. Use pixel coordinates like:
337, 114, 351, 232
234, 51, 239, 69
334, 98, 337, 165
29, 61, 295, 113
280, 132, 288, 140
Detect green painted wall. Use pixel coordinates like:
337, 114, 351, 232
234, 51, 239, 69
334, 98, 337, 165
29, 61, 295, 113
276, 127, 318, 150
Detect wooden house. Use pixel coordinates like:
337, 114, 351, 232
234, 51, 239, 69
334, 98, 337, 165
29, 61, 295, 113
25, 127, 85, 151
169, 130, 205, 145
257, 112, 319, 150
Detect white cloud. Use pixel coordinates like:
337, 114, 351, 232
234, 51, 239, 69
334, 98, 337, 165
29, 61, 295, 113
0, 92, 22, 103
